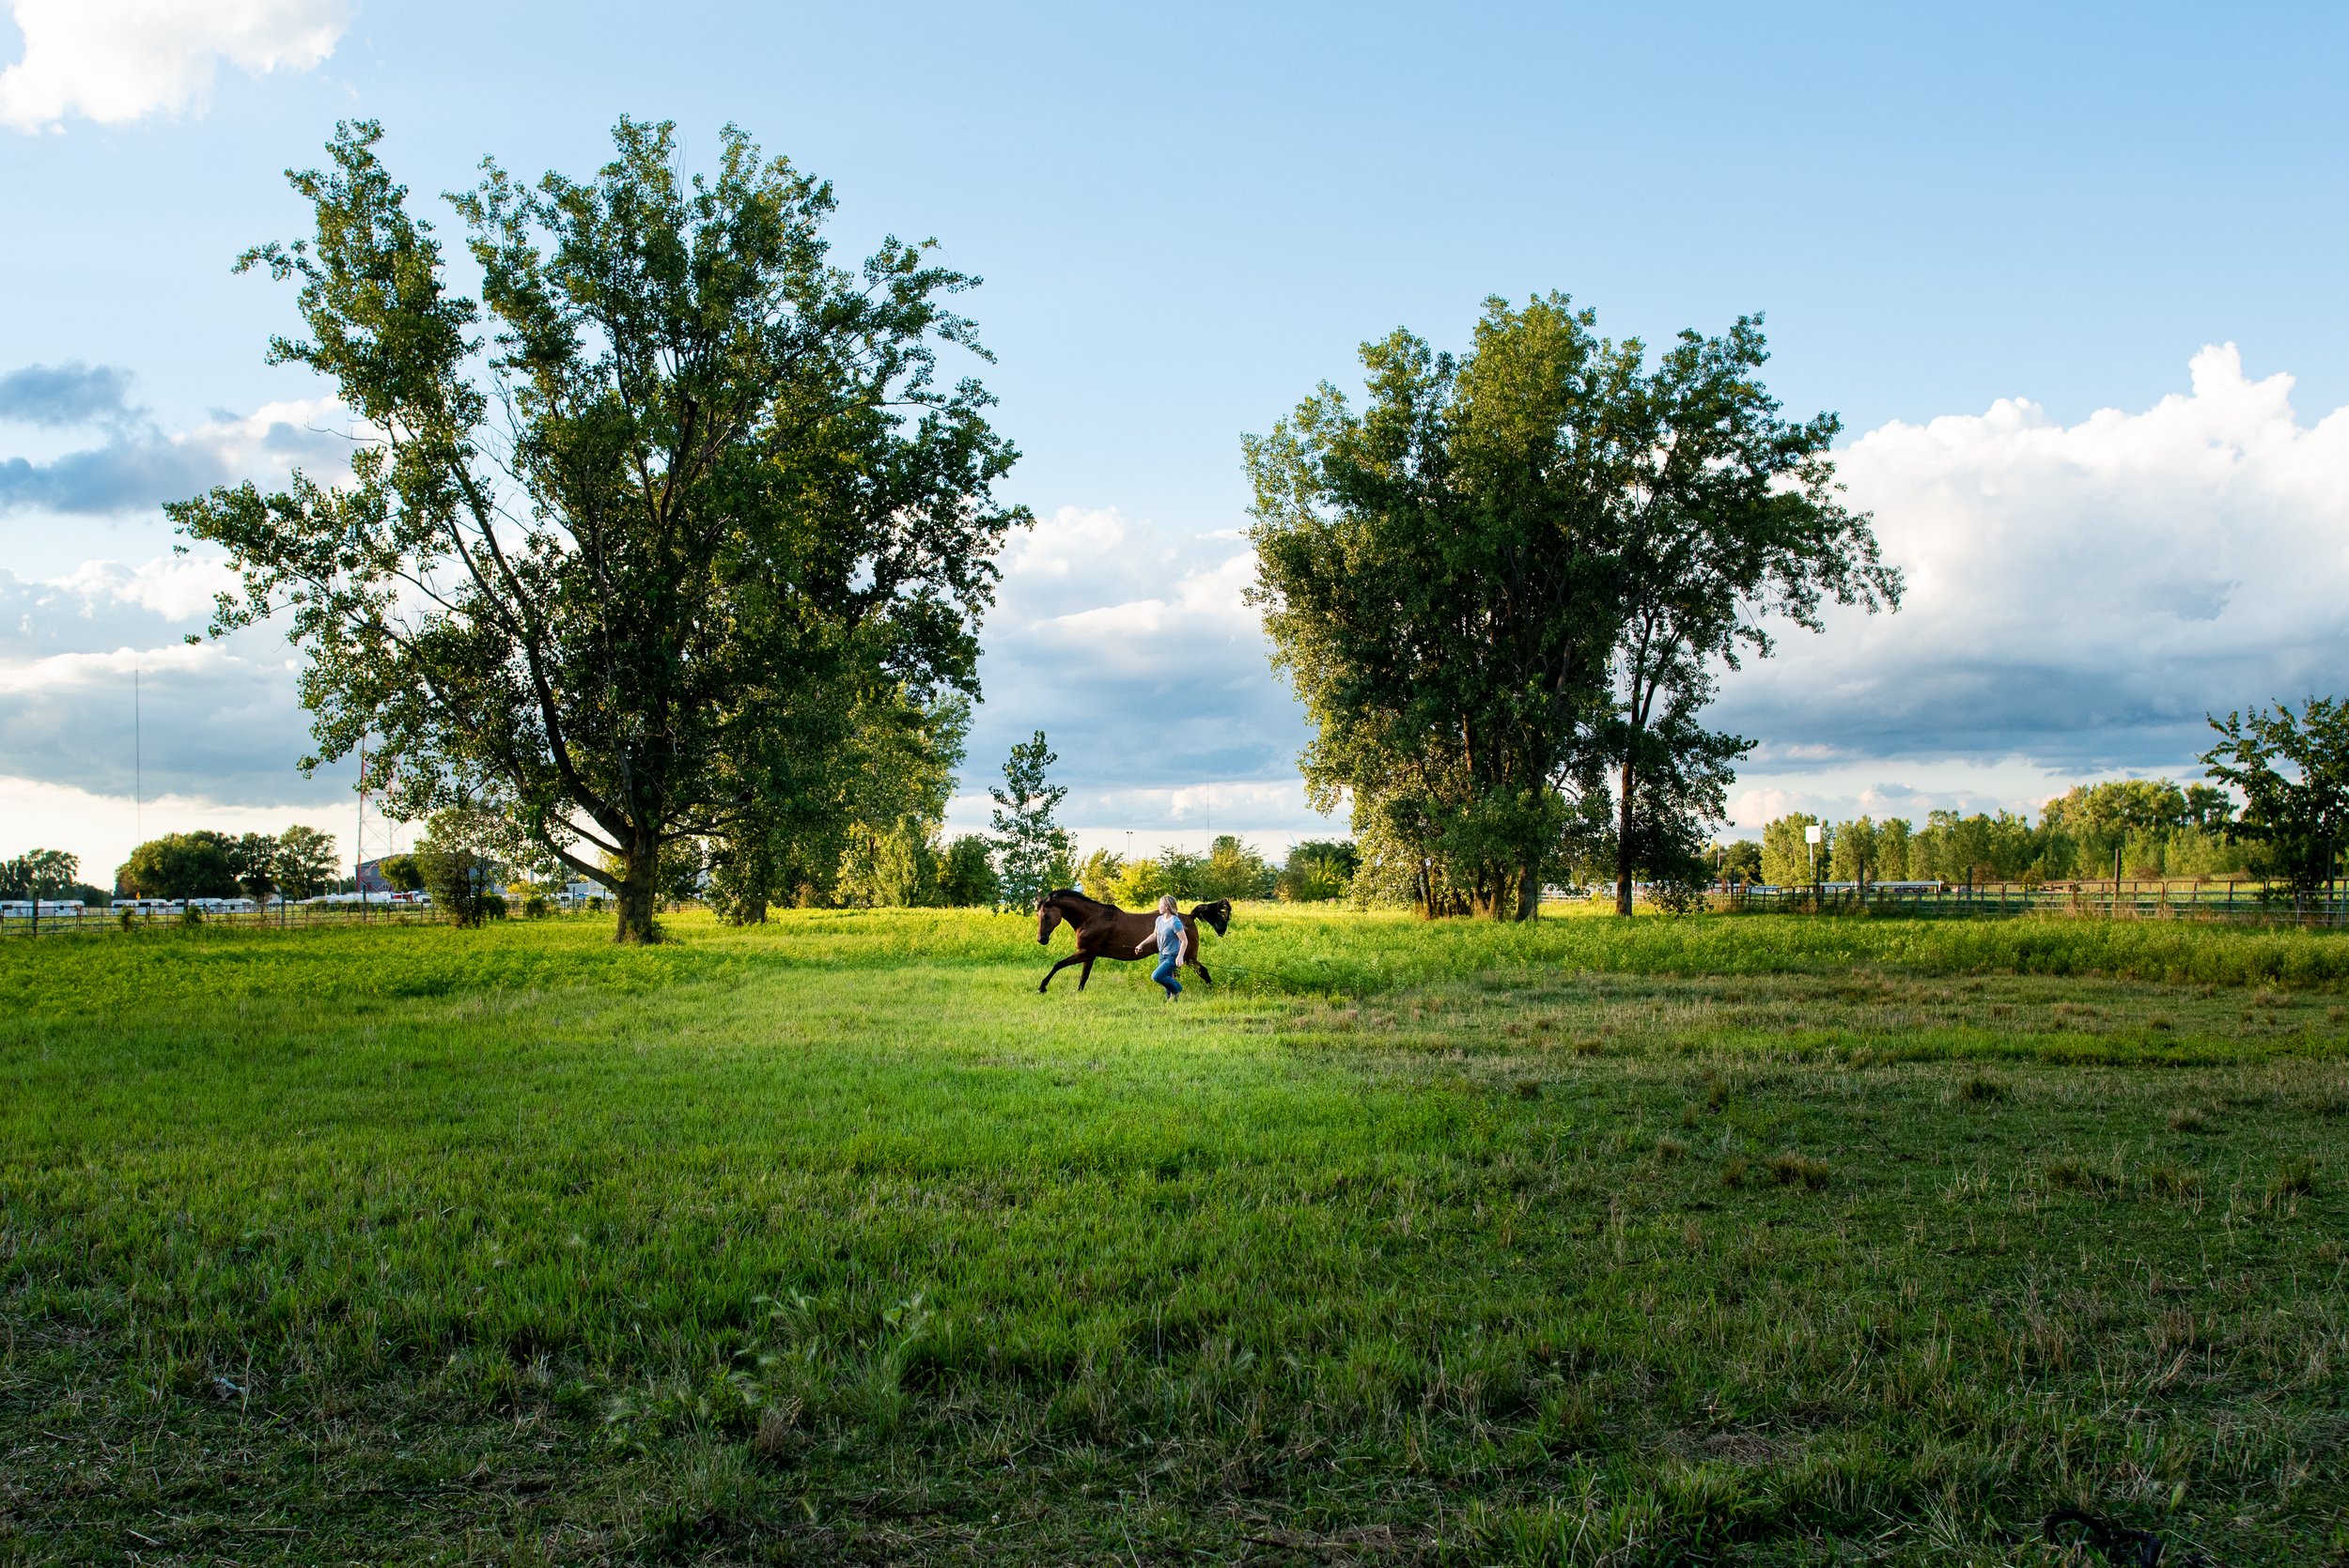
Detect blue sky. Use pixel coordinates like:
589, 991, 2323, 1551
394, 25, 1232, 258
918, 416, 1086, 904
4, 1, 2347, 877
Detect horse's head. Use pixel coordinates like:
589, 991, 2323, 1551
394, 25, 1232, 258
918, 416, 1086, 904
1189, 898, 1233, 937
1036, 896, 1064, 945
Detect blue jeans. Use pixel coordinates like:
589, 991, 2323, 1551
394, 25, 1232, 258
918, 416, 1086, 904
1152, 953, 1182, 996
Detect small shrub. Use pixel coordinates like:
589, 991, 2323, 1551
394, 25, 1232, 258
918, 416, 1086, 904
1654, 1137, 1687, 1162
2270, 1159, 2316, 1201
1765, 1153, 1829, 1190
751, 1401, 801, 1464
1513, 1079, 1543, 1100
522, 893, 552, 920
1721, 1156, 1750, 1188
179, 905, 204, 927
1571, 1036, 1606, 1057
2146, 1014, 2175, 1032
1957, 1074, 2010, 1104
2168, 1107, 2209, 1134
1535, 1386, 1601, 1450
2139, 1163, 2201, 1201
2044, 1157, 2121, 1195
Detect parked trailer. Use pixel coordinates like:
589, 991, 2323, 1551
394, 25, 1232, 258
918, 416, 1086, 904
0, 900, 87, 920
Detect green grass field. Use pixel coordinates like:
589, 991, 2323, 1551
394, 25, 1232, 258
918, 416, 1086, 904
3, 907, 2345, 1565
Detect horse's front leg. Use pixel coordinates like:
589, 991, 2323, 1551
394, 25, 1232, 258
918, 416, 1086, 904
1039, 954, 1085, 994
1078, 955, 1097, 990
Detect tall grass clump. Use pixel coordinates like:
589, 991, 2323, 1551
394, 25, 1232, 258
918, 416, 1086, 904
1228, 907, 2349, 996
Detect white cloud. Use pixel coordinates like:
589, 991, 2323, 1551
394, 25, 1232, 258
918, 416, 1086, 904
964, 505, 1320, 833
949, 504, 1328, 840
0, 775, 353, 886
1716, 344, 2349, 782
46, 553, 241, 622
0, 385, 353, 516
0, 0, 350, 132
0, 552, 338, 836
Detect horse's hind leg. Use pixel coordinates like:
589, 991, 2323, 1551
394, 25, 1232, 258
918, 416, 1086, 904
1078, 955, 1097, 990
1190, 959, 1214, 987
1039, 955, 1083, 994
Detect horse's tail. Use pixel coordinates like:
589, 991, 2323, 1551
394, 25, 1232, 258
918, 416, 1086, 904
1189, 899, 1232, 937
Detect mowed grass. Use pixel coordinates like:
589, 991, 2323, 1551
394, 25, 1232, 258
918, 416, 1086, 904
1, 908, 2346, 1565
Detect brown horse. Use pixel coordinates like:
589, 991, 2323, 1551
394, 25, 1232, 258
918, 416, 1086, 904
1035, 889, 1232, 993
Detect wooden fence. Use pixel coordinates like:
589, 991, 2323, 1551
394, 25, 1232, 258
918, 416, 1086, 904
1, 901, 453, 938
1718, 879, 2349, 926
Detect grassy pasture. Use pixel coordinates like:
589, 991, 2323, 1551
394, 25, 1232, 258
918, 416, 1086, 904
2, 908, 2345, 1566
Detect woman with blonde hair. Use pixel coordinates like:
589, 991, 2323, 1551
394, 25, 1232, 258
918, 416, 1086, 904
1132, 893, 1190, 1000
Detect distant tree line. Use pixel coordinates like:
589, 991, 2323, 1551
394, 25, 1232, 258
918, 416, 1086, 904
0, 848, 105, 908
111, 827, 340, 903
1740, 701, 2349, 896
1750, 791, 2244, 890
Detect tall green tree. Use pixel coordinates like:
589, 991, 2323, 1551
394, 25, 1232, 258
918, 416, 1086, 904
936, 834, 1000, 908
171, 118, 1025, 943
989, 730, 1070, 911
1275, 839, 1358, 902
0, 849, 79, 903
273, 825, 340, 900
2201, 698, 2349, 901
836, 818, 941, 908
1248, 295, 1893, 921
707, 689, 966, 922
1246, 300, 1625, 919
227, 832, 280, 904
1759, 814, 1826, 889
413, 807, 506, 927
1597, 312, 1898, 914
1074, 846, 1125, 901
1716, 839, 1763, 885
117, 832, 240, 900
1826, 818, 1875, 883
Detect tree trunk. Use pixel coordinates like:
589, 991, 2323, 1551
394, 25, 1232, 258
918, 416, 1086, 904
614, 833, 661, 944
1614, 754, 1636, 917
1516, 862, 1540, 921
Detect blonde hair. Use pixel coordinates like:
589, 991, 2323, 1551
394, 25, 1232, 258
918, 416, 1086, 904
1157, 893, 1178, 915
